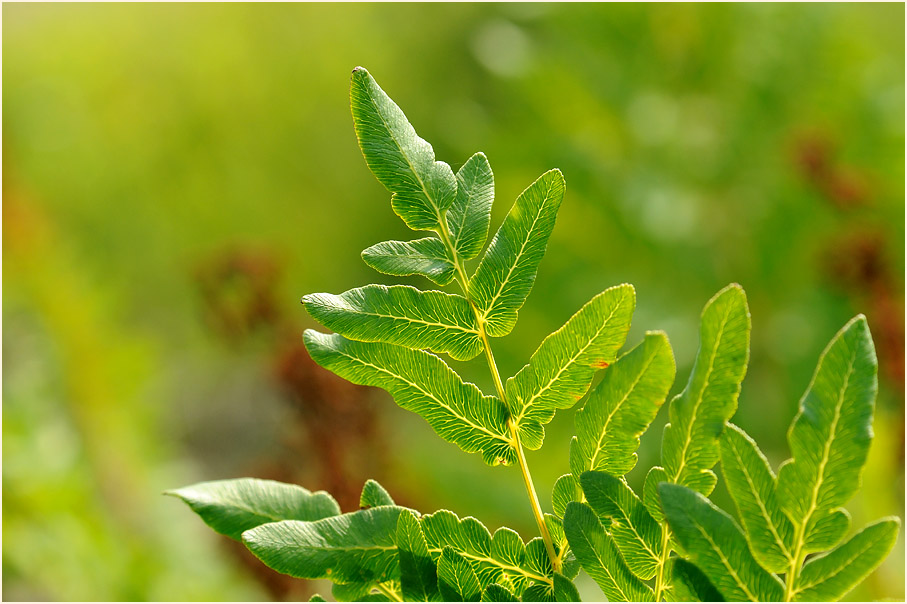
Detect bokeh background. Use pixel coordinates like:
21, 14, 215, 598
3, 3, 904, 601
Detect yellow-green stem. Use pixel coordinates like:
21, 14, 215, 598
436, 215, 560, 572
653, 525, 672, 601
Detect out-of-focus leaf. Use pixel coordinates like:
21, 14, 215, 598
241, 507, 404, 583
165, 478, 340, 541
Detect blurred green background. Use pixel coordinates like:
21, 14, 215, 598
3, 3, 904, 601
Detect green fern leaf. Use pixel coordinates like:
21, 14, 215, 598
661, 284, 750, 496
350, 67, 457, 231
361, 479, 396, 509
449, 152, 495, 260
553, 573, 581, 602
481, 584, 518, 602
552, 474, 583, 519
361, 238, 456, 286
563, 501, 654, 602
303, 285, 483, 361
777, 315, 878, 553
468, 169, 565, 337
580, 472, 660, 580
396, 510, 440, 601
571, 331, 675, 478
304, 331, 514, 466
420, 510, 548, 596
659, 483, 784, 602
507, 284, 636, 450
669, 558, 725, 602
719, 424, 794, 572
793, 517, 900, 602
165, 478, 340, 541
642, 467, 668, 523
438, 546, 483, 602
241, 507, 404, 583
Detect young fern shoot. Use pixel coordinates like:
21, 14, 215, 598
167, 67, 899, 603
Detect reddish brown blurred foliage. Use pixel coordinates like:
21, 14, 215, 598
194, 246, 405, 600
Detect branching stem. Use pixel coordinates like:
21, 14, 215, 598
437, 215, 560, 573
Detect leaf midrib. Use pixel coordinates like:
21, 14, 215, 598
427, 546, 552, 586
688, 515, 759, 601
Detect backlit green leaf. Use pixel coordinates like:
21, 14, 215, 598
571, 331, 675, 477
361, 479, 396, 509
420, 509, 547, 596
448, 152, 494, 261
553, 573, 581, 602
793, 517, 900, 602
659, 483, 784, 602
507, 284, 636, 450
522, 582, 556, 602
669, 558, 725, 602
468, 169, 565, 337
661, 284, 750, 496
719, 424, 794, 572
350, 67, 457, 231
552, 474, 582, 519
580, 472, 660, 580
642, 467, 668, 523
165, 478, 340, 541
563, 502, 654, 602
361, 238, 455, 286
396, 510, 440, 602
303, 285, 482, 361
481, 584, 518, 602
438, 546, 483, 602
242, 507, 404, 583
304, 331, 514, 466
776, 315, 878, 553
309, 594, 327, 602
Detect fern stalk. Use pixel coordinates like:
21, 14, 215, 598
438, 211, 560, 572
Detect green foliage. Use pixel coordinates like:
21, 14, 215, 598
164, 478, 340, 541
169, 67, 898, 602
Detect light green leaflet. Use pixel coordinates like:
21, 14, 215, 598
362, 238, 455, 286
397, 510, 440, 602
439, 546, 483, 601
449, 152, 495, 261
563, 501, 654, 602
570, 331, 675, 478
419, 509, 550, 596
303, 285, 482, 361
659, 483, 785, 602
581, 472, 661, 581
361, 478, 396, 509
468, 169, 566, 337
507, 284, 636, 450
793, 517, 900, 601
304, 331, 514, 466
719, 423, 794, 573
776, 315, 878, 553
164, 478, 340, 541
242, 506, 404, 584
661, 283, 751, 496
350, 67, 457, 231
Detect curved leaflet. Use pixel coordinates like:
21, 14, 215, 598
304, 331, 513, 466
